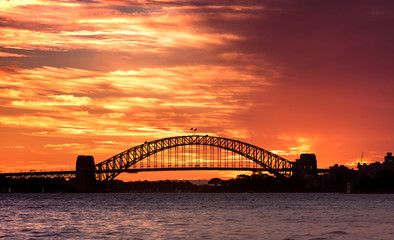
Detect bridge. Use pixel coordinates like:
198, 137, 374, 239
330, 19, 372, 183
1, 135, 299, 184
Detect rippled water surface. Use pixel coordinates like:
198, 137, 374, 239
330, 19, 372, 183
1, 193, 394, 239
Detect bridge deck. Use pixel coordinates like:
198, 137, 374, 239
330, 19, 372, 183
0, 167, 309, 179
0, 168, 329, 179
98, 167, 293, 174
0, 171, 76, 179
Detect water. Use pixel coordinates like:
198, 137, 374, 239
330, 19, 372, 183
0, 193, 393, 240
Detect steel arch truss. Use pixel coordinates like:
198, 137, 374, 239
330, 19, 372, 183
95, 135, 294, 181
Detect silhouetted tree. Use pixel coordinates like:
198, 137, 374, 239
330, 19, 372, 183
208, 178, 222, 187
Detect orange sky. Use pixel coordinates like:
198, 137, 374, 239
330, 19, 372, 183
1, 0, 393, 181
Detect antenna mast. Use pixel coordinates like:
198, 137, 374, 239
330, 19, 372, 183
361, 152, 364, 164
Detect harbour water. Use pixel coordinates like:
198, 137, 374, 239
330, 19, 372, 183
1, 193, 393, 239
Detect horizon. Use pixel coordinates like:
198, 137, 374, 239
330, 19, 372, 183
1, 0, 393, 181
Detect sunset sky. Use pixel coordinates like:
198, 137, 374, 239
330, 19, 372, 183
1, 0, 393, 180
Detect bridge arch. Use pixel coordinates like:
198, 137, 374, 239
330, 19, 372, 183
95, 135, 294, 181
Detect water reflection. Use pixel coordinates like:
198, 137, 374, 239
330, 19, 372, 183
0, 193, 393, 239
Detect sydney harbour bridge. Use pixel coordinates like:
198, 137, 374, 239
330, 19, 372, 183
1, 135, 321, 186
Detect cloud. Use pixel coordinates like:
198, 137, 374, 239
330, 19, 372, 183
0, 0, 244, 54
0, 51, 27, 57
0, 64, 276, 142
44, 143, 86, 151
6, 145, 24, 149
12, 95, 92, 109
43, 139, 144, 155
270, 136, 317, 158
0, 62, 20, 74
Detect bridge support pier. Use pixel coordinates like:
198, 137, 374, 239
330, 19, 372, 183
294, 154, 317, 179
76, 155, 96, 191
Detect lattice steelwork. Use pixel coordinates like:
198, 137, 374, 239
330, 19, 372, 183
95, 135, 294, 181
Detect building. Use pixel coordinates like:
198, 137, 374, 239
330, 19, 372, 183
384, 152, 394, 171
357, 152, 393, 179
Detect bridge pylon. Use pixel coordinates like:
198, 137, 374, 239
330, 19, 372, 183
76, 155, 96, 190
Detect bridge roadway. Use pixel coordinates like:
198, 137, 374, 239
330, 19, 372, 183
0, 170, 76, 179
0, 168, 330, 179
0, 168, 268, 179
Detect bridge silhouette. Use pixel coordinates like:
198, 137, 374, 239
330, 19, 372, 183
1, 135, 299, 183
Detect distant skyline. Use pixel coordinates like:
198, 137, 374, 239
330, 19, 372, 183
1, 0, 393, 180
